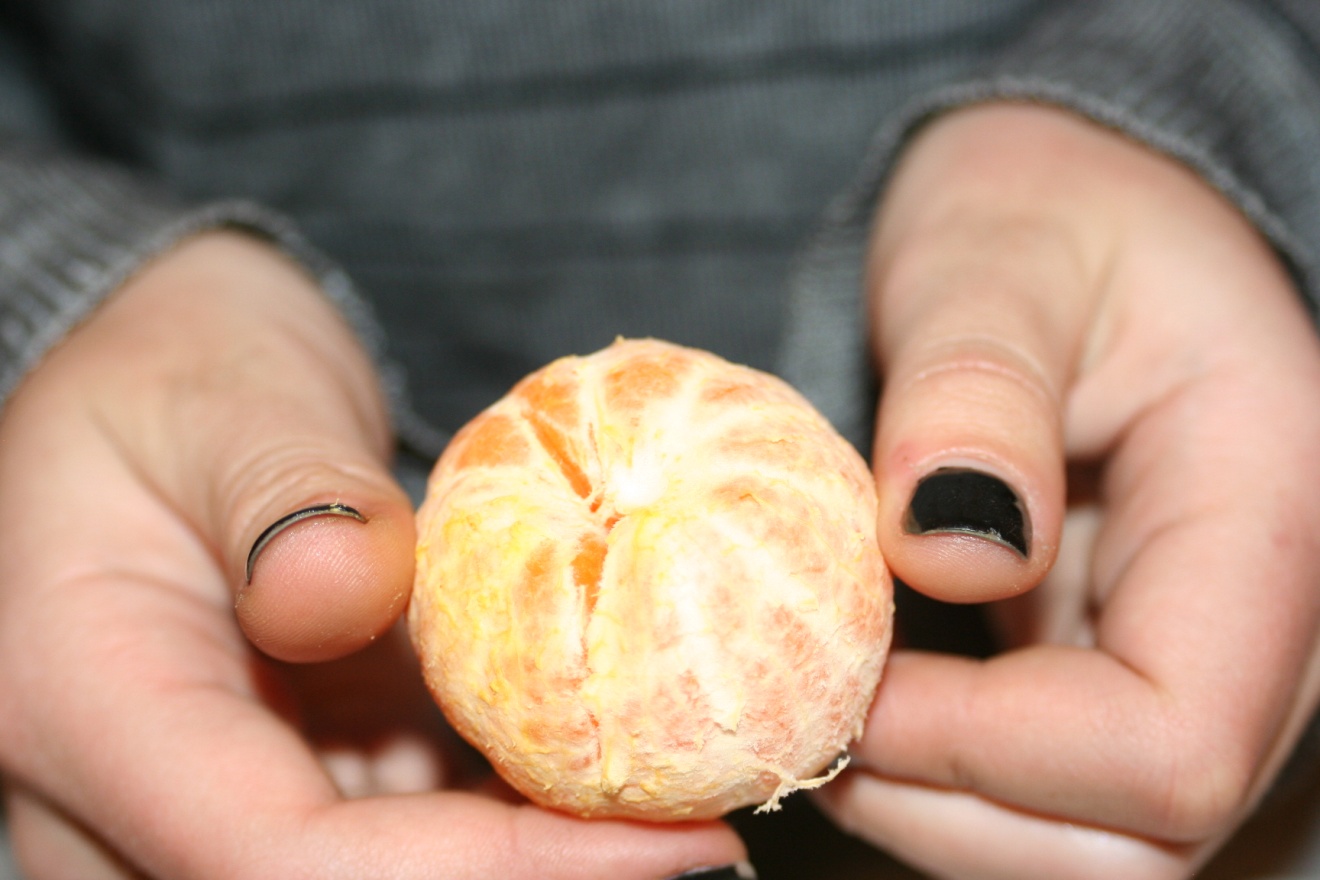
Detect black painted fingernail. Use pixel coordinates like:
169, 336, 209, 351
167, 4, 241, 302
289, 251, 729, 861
246, 503, 366, 583
904, 467, 1029, 557
664, 864, 757, 880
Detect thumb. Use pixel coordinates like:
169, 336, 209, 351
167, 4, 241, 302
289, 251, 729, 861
85, 231, 416, 662
868, 105, 1110, 602
229, 454, 415, 664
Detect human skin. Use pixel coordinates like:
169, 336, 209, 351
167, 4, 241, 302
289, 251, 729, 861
813, 103, 1320, 879
0, 232, 748, 879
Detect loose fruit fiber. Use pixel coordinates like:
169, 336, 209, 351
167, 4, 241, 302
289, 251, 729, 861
409, 338, 892, 820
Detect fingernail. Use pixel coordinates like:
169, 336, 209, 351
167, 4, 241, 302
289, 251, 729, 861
246, 503, 366, 583
665, 864, 757, 880
904, 467, 1029, 557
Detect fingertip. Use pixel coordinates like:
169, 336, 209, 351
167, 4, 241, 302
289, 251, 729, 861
878, 458, 1060, 604
891, 532, 1036, 602
238, 495, 416, 662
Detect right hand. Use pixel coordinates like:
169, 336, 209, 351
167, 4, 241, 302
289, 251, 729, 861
0, 231, 747, 879
816, 103, 1320, 879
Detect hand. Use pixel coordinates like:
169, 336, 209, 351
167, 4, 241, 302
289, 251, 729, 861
0, 232, 747, 879
814, 103, 1320, 878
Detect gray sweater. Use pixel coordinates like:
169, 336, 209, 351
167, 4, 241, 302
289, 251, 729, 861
5, 1, 1320, 461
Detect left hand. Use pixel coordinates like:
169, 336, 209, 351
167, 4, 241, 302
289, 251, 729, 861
814, 103, 1320, 879
0, 232, 746, 880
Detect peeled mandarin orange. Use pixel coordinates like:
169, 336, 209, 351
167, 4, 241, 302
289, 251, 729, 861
408, 338, 892, 820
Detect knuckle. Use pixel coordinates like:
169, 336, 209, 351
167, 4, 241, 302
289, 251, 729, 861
874, 214, 1090, 403
215, 437, 378, 550
1147, 727, 1255, 842
895, 333, 1061, 412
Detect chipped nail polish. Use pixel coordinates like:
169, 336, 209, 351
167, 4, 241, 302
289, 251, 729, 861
664, 864, 757, 880
246, 502, 365, 583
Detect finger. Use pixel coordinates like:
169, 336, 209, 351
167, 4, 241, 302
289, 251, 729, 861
856, 649, 1190, 837
6, 786, 140, 880
857, 483, 1320, 843
813, 771, 1196, 880
867, 105, 1116, 602
863, 418, 1320, 839
38, 231, 416, 661
14, 584, 747, 880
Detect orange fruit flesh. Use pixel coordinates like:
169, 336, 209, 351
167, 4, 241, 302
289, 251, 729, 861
409, 338, 892, 820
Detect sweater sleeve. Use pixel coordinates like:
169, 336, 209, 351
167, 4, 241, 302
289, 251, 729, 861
0, 152, 398, 400
0, 146, 440, 453
0, 24, 415, 445
780, 0, 1320, 452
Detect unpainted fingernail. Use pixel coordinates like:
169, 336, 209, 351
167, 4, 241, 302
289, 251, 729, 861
904, 467, 1029, 557
246, 502, 366, 583
664, 864, 757, 880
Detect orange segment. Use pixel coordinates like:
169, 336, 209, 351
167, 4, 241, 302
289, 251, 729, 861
602, 347, 688, 417
571, 530, 608, 617
524, 407, 594, 499
448, 411, 529, 470
513, 368, 582, 429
